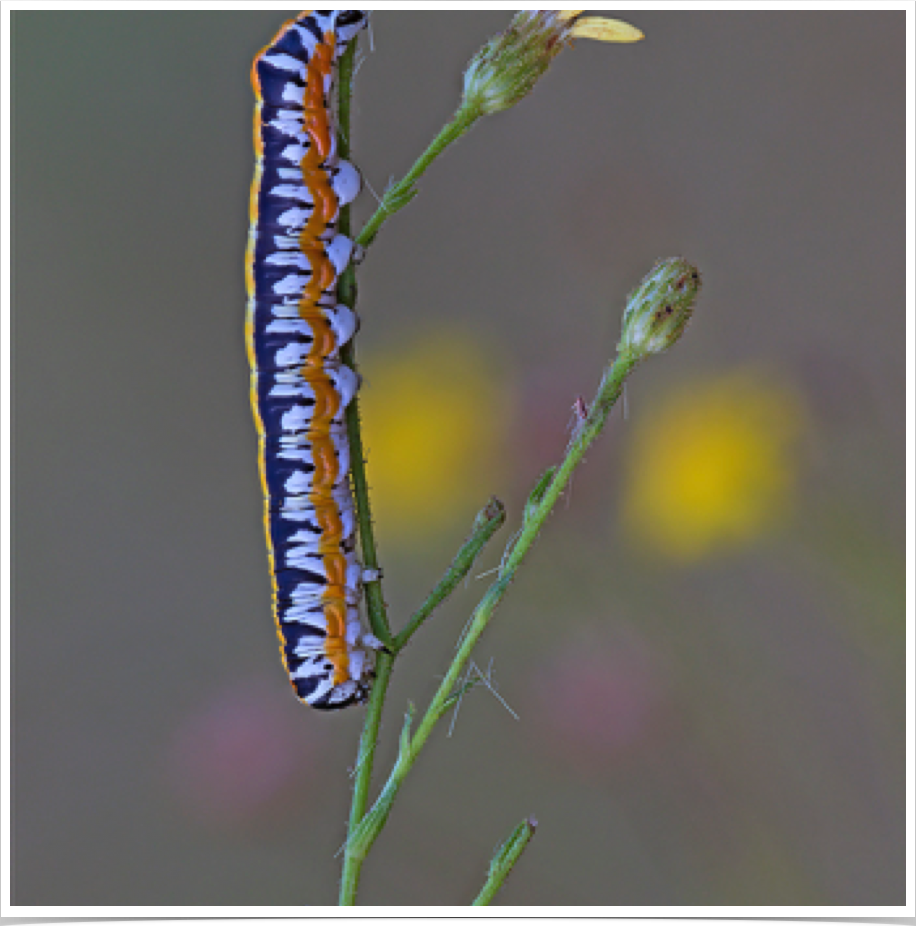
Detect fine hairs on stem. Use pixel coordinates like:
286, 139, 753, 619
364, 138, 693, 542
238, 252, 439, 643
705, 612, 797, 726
330, 12, 701, 906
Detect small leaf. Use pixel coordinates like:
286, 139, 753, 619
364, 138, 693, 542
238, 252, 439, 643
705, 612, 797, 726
525, 468, 557, 521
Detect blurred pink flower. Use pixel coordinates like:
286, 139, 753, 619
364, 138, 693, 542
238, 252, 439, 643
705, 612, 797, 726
533, 631, 671, 768
165, 678, 326, 828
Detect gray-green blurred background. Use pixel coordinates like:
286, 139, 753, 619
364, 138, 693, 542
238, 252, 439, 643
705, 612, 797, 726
13, 11, 905, 907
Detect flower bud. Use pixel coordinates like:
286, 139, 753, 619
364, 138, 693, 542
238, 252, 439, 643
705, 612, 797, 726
619, 259, 702, 359
462, 10, 643, 117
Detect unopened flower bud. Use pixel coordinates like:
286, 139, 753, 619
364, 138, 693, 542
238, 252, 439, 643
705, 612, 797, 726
462, 10, 643, 117
619, 259, 702, 359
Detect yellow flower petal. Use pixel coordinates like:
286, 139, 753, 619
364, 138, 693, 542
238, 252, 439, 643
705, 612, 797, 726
557, 9, 586, 21
572, 18, 644, 43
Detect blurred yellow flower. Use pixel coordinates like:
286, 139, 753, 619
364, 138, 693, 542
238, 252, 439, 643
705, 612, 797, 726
359, 333, 509, 540
622, 371, 805, 561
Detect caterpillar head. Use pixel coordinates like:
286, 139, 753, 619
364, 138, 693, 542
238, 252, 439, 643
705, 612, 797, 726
308, 678, 372, 711
332, 10, 370, 45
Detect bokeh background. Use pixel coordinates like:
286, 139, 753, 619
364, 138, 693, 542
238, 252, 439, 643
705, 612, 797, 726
12, 10, 906, 907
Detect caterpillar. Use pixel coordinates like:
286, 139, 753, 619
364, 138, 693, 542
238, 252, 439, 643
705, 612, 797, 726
245, 10, 378, 710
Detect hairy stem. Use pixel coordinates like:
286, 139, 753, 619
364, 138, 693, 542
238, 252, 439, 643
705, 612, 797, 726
337, 44, 392, 650
339, 652, 394, 906
337, 40, 391, 907
472, 818, 538, 906
340, 499, 505, 901
394, 499, 507, 652
501, 349, 640, 578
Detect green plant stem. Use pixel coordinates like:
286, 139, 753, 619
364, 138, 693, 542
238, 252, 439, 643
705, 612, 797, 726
394, 499, 507, 652
337, 43, 392, 650
336, 41, 392, 907
339, 651, 394, 906
340, 499, 505, 903
502, 349, 640, 578
335, 27, 678, 904
472, 819, 538, 906
335, 52, 490, 907
345, 574, 507, 866
356, 105, 480, 251
346, 347, 642, 867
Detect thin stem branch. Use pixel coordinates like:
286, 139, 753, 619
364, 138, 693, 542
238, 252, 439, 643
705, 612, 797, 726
472, 818, 538, 906
356, 105, 480, 251
501, 350, 640, 579
394, 498, 506, 652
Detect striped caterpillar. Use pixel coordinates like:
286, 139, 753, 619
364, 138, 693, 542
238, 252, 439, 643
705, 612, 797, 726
245, 10, 379, 710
